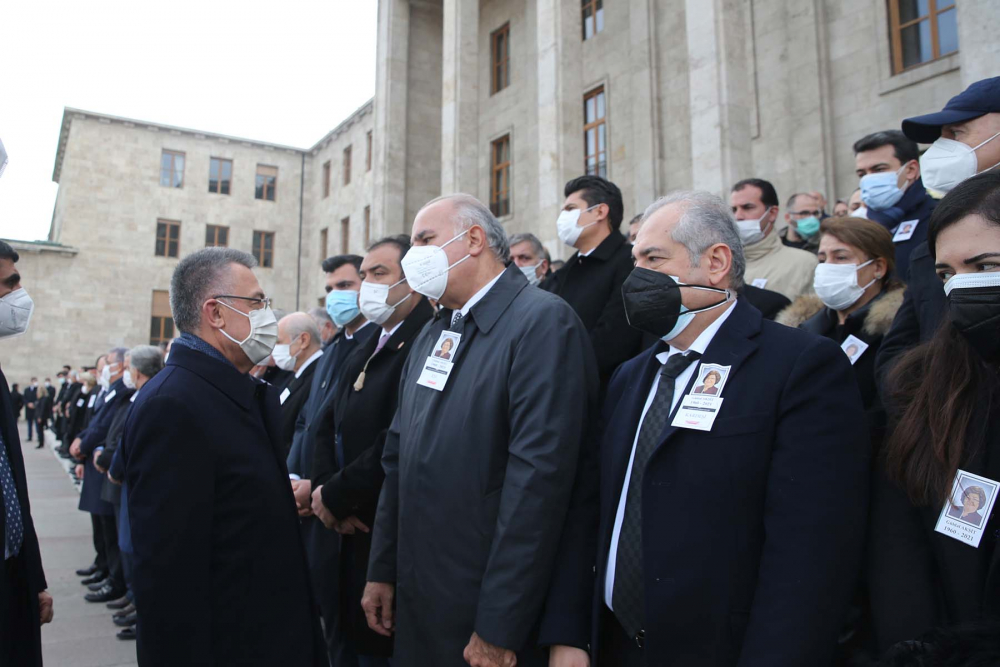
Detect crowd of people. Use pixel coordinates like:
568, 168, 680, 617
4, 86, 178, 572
2, 76, 1000, 667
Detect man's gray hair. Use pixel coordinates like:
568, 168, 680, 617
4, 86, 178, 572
421, 194, 510, 263
508, 232, 545, 260
129, 345, 165, 379
170, 248, 258, 333
642, 190, 746, 289
307, 307, 333, 326
107, 347, 129, 365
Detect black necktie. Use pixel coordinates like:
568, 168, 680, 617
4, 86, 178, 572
449, 311, 465, 331
613, 350, 701, 638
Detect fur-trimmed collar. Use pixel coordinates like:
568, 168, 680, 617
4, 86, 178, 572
775, 286, 905, 337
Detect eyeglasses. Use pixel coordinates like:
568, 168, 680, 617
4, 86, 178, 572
213, 295, 272, 310
789, 209, 822, 217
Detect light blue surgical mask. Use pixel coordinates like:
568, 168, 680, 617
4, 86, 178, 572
860, 164, 910, 211
795, 216, 821, 238
326, 290, 360, 327
662, 305, 695, 342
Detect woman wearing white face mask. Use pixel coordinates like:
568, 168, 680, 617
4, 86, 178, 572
777, 217, 903, 450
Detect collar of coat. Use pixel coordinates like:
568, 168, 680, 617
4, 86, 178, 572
165, 343, 262, 411
440, 264, 529, 335
775, 284, 905, 337
567, 229, 627, 266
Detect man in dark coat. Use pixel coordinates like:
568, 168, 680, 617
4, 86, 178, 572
274, 312, 324, 456
121, 247, 326, 666
541, 175, 644, 385
34, 381, 54, 449
311, 236, 433, 662
22, 379, 37, 441
594, 191, 869, 666
0, 240, 53, 666
364, 195, 599, 667
71, 347, 131, 603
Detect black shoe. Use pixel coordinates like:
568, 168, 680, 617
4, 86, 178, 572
88, 578, 110, 591
81, 572, 107, 586
106, 595, 131, 610
113, 612, 138, 627
36, 444, 43, 449
112, 602, 135, 619
116, 626, 137, 640
86, 584, 123, 603
76, 563, 100, 577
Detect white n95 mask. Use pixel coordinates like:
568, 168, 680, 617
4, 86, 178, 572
218, 301, 279, 365
556, 205, 601, 247
921, 132, 1000, 193
518, 263, 543, 286
359, 278, 412, 325
813, 260, 876, 311
0, 288, 33, 339
270, 342, 299, 371
400, 230, 470, 301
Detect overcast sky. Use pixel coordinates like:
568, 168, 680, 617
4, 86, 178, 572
0, 0, 378, 241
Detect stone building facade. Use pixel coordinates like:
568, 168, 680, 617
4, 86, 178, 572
4, 0, 998, 383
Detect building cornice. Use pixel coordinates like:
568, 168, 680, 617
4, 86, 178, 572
307, 99, 375, 154
3, 239, 79, 256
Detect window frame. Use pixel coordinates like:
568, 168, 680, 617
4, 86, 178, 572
252, 230, 275, 268
366, 131, 373, 172
364, 205, 371, 248
343, 146, 352, 186
322, 161, 331, 198
583, 85, 608, 179
150, 290, 174, 345
205, 224, 229, 248
155, 219, 181, 258
320, 227, 329, 261
208, 157, 233, 195
888, 0, 958, 75
491, 23, 511, 95
160, 149, 185, 188
581, 0, 604, 40
490, 135, 512, 219
255, 164, 278, 202
341, 217, 350, 253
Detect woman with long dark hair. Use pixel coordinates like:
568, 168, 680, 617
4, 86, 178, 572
869, 171, 1000, 654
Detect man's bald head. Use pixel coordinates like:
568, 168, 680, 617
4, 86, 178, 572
278, 312, 321, 348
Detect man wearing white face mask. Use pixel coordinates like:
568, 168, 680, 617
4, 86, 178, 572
542, 175, 644, 384
854, 130, 937, 281
876, 77, 1000, 383
363, 194, 600, 667
730, 178, 818, 301
272, 313, 323, 455
120, 247, 326, 665
508, 232, 550, 286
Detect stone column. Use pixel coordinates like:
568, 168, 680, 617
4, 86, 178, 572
440, 0, 479, 195
535, 0, 563, 235
628, 0, 661, 211
683, 0, 752, 195
373, 0, 411, 236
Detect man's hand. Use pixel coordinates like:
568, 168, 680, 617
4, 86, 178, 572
38, 591, 54, 624
93, 450, 106, 473
69, 438, 82, 459
291, 479, 313, 517
464, 632, 517, 667
549, 645, 588, 667
333, 516, 370, 535
27, 402, 34, 409
311, 486, 337, 529
361, 582, 395, 637
107, 471, 121, 485
74, 464, 84, 479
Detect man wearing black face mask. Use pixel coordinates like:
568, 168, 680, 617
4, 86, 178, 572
595, 191, 869, 666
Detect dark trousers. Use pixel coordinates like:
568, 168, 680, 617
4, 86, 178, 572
25, 411, 34, 440
35, 420, 46, 447
598, 605, 645, 667
304, 517, 350, 667
2, 555, 43, 667
99, 514, 125, 594
91, 513, 108, 572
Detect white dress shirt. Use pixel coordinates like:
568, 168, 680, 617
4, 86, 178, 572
294, 349, 323, 379
343, 319, 372, 340
454, 270, 504, 323
604, 300, 737, 609
382, 320, 404, 340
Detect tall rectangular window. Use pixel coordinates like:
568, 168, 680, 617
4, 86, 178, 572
209, 157, 233, 195
322, 161, 331, 198
341, 217, 350, 253
490, 135, 511, 218
205, 224, 229, 247
584, 86, 607, 178
320, 227, 329, 260
491, 23, 511, 94
253, 231, 274, 268
155, 219, 180, 258
150, 290, 174, 345
160, 150, 185, 188
364, 206, 371, 248
366, 131, 373, 171
255, 164, 278, 201
582, 0, 604, 40
343, 146, 352, 185
889, 0, 958, 74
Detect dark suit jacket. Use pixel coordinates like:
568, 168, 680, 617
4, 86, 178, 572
277, 355, 319, 456
0, 367, 47, 667
313, 297, 433, 656
541, 231, 644, 383
34, 390, 52, 422
121, 344, 326, 666
22, 386, 37, 417
77, 379, 130, 516
369, 267, 600, 665
65, 385, 93, 443
98, 395, 134, 504
740, 285, 791, 320
594, 299, 870, 666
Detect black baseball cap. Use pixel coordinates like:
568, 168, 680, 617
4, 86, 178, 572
902, 76, 1000, 143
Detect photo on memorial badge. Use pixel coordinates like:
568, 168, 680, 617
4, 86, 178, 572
692, 363, 730, 396
947, 474, 997, 529
432, 332, 460, 361
841, 335, 869, 365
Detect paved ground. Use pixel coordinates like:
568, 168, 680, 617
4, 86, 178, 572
17, 420, 138, 667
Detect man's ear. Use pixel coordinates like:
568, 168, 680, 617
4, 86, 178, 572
706, 243, 733, 287
467, 225, 488, 257
203, 299, 226, 331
